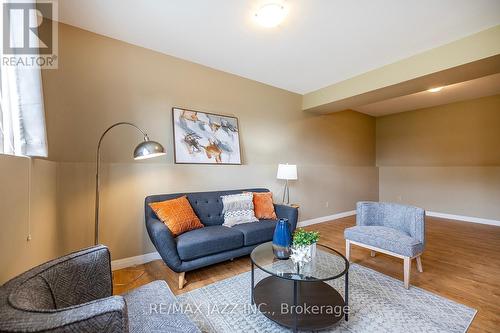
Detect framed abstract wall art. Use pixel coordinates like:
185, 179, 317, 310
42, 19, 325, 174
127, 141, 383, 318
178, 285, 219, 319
172, 107, 242, 164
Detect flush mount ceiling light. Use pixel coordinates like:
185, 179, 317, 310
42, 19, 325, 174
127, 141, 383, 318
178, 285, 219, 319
427, 86, 444, 93
254, 3, 287, 28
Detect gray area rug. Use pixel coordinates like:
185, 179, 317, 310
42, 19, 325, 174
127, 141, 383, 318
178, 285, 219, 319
177, 260, 476, 333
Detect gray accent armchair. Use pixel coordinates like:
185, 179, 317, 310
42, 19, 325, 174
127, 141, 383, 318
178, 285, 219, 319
344, 201, 425, 289
0, 245, 199, 333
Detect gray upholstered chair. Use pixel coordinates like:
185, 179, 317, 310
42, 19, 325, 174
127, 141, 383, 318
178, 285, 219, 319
0, 245, 199, 333
344, 201, 425, 289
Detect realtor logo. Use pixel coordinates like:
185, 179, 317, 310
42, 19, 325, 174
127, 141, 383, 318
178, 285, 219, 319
2, 0, 58, 68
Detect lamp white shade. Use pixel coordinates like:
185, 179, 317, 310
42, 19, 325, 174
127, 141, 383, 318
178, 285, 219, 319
277, 164, 297, 180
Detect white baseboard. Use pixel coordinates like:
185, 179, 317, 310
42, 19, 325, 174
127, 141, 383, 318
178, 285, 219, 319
111, 209, 499, 270
297, 210, 500, 227
426, 211, 500, 227
297, 210, 356, 228
111, 251, 161, 271
111, 211, 356, 270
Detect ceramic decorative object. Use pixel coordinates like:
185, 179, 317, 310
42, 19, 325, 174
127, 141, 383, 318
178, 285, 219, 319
308, 242, 317, 258
290, 245, 312, 271
290, 228, 320, 271
272, 218, 292, 259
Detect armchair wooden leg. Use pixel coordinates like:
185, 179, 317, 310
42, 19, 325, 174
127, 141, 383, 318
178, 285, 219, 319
416, 255, 423, 273
178, 272, 187, 289
403, 257, 410, 289
345, 240, 351, 262
370, 250, 376, 257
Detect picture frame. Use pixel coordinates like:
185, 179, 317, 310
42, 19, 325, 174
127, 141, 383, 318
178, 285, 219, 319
172, 107, 242, 165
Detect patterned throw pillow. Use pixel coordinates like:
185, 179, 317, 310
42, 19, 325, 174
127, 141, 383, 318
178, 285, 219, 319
221, 192, 259, 227
252, 192, 277, 219
149, 196, 204, 237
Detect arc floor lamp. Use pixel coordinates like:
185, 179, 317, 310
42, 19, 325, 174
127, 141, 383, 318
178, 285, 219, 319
94, 122, 166, 245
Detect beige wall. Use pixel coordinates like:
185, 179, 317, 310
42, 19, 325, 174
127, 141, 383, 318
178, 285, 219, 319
377, 95, 500, 220
379, 167, 500, 220
3, 21, 498, 284
38, 23, 378, 259
0, 156, 59, 284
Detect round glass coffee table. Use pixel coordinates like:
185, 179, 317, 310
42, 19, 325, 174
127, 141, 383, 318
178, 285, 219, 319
250, 242, 349, 332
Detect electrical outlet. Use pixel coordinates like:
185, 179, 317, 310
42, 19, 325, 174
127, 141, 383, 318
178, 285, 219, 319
397, 195, 402, 202
26, 234, 32, 241
325, 201, 329, 208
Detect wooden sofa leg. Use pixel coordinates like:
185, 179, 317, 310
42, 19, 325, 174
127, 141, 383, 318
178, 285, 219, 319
403, 257, 410, 289
345, 240, 351, 261
178, 272, 187, 289
416, 256, 423, 273
370, 250, 376, 257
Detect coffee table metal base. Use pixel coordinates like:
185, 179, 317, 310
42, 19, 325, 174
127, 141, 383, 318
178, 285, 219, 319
253, 276, 345, 332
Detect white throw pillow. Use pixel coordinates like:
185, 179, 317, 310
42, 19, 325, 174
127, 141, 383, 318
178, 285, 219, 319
221, 192, 259, 227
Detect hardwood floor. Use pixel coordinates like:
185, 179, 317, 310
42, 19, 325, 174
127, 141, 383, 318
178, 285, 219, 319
113, 216, 500, 332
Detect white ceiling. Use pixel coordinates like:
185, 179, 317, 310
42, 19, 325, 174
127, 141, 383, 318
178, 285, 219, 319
57, 0, 500, 94
354, 73, 500, 117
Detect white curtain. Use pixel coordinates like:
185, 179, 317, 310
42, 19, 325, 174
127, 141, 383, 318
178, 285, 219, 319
0, 0, 48, 157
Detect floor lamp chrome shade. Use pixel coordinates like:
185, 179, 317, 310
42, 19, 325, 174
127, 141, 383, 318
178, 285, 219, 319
134, 139, 165, 160
277, 164, 297, 205
95, 122, 166, 245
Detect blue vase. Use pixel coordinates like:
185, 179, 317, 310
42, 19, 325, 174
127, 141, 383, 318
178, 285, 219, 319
272, 218, 292, 259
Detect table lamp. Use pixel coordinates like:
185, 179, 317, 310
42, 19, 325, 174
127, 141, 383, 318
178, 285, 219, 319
277, 163, 297, 205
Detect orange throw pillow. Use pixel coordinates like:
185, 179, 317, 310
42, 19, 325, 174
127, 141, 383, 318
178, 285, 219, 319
253, 192, 277, 219
149, 196, 203, 237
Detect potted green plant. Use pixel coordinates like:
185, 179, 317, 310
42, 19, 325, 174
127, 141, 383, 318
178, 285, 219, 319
292, 228, 320, 259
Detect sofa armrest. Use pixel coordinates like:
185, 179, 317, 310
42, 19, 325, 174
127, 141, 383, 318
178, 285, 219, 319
145, 217, 183, 272
59, 296, 127, 332
51, 296, 128, 332
356, 201, 379, 226
407, 208, 426, 246
274, 204, 298, 231
3, 296, 128, 333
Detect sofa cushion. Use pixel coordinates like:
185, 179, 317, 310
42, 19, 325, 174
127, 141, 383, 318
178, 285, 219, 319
251, 192, 277, 219
149, 196, 204, 237
344, 226, 423, 257
232, 220, 277, 246
176, 226, 244, 261
124, 280, 200, 333
221, 193, 258, 227
146, 189, 270, 226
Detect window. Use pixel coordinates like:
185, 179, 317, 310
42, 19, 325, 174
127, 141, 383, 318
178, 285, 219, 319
0, 0, 48, 157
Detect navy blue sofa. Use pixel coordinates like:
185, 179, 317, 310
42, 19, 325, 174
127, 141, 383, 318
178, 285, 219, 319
145, 188, 298, 288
